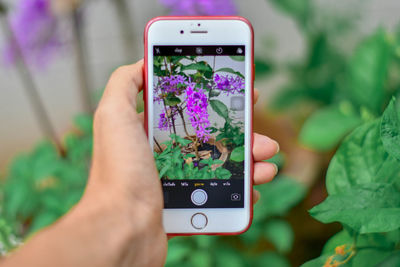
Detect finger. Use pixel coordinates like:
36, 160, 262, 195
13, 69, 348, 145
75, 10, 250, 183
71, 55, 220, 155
253, 189, 260, 204
253, 133, 279, 162
254, 162, 277, 185
100, 59, 144, 110
254, 88, 259, 104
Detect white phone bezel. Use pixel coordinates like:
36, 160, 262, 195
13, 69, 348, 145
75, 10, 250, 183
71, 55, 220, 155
146, 18, 252, 234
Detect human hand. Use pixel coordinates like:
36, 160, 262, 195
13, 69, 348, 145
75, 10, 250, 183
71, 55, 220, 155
81, 59, 279, 265
1, 60, 279, 267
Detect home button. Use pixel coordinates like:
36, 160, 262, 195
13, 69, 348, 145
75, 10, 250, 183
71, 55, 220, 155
191, 189, 208, 206
191, 213, 208, 230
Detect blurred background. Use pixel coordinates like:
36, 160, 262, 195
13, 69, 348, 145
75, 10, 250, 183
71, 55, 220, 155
0, 0, 399, 266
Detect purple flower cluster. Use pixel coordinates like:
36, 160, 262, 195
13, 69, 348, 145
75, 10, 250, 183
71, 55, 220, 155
185, 84, 211, 142
158, 107, 178, 131
3, 0, 62, 68
160, 0, 237, 16
214, 74, 245, 95
154, 75, 187, 103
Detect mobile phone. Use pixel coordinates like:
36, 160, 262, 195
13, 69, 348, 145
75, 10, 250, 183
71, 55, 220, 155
144, 16, 254, 235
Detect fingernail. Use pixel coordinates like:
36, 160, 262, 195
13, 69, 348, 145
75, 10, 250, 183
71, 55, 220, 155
273, 140, 280, 154
273, 163, 279, 175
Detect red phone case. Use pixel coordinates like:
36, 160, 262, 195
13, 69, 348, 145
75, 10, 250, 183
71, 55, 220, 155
143, 16, 254, 236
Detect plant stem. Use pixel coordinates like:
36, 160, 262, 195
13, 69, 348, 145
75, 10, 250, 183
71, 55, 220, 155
71, 9, 94, 113
0, 15, 63, 153
178, 108, 191, 138
170, 111, 177, 134
153, 137, 163, 152
194, 136, 200, 160
112, 0, 138, 61
209, 55, 216, 98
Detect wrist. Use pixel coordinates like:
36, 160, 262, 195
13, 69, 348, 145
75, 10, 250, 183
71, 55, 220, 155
61, 183, 166, 267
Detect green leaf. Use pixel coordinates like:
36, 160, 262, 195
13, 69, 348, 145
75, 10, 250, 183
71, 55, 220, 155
74, 114, 93, 134
264, 219, 294, 253
240, 223, 263, 245
254, 176, 306, 219
309, 183, 400, 233
215, 247, 245, 267
376, 251, 400, 267
215, 167, 232, 179
164, 95, 181, 106
165, 241, 190, 265
159, 164, 170, 178
322, 229, 352, 255
251, 252, 290, 267
300, 255, 328, 267
230, 146, 244, 162
351, 248, 391, 267
229, 55, 245, 62
215, 67, 244, 78
181, 62, 212, 73
299, 105, 362, 151
264, 152, 285, 169
209, 90, 221, 97
269, 0, 311, 27
346, 29, 391, 114
326, 120, 400, 194
29, 212, 59, 233
255, 59, 273, 77
381, 98, 400, 161
209, 99, 229, 119
269, 86, 311, 111
189, 250, 212, 267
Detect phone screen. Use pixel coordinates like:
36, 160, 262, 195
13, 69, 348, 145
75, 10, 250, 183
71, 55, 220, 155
151, 45, 247, 209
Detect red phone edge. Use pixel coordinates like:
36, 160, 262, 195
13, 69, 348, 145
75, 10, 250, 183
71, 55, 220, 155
143, 16, 254, 236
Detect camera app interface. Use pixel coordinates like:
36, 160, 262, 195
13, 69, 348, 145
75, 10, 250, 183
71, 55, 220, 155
152, 45, 246, 209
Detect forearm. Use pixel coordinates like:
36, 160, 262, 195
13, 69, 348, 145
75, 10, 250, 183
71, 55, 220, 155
0, 191, 165, 267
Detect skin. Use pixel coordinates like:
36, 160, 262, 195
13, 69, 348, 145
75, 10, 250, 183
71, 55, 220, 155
0, 60, 279, 267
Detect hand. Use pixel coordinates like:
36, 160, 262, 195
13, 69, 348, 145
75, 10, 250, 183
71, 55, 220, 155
0, 60, 279, 267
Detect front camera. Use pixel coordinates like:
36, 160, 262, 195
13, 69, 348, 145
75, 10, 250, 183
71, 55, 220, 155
180, 30, 184, 34
198, 23, 201, 27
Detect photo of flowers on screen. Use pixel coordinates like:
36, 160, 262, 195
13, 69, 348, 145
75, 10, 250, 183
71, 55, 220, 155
153, 55, 246, 180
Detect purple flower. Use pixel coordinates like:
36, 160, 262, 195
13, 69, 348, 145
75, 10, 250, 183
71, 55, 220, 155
3, 0, 62, 68
185, 84, 211, 142
214, 74, 244, 95
158, 107, 178, 131
154, 74, 188, 103
160, 0, 237, 16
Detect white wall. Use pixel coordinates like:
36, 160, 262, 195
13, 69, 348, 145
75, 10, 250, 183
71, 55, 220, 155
0, 0, 399, 169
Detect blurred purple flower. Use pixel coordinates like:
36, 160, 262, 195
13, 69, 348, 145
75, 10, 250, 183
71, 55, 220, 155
160, 0, 237, 15
3, 0, 62, 68
158, 107, 178, 131
185, 84, 210, 142
154, 74, 188, 103
214, 74, 244, 95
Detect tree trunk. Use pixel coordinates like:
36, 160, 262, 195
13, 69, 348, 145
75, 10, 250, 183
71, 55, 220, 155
71, 9, 94, 113
0, 15, 63, 153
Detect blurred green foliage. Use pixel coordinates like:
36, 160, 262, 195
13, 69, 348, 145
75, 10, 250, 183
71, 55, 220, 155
303, 99, 400, 267
166, 176, 306, 267
0, 110, 306, 266
263, 0, 400, 266
0, 114, 93, 242
265, 0, 400, 152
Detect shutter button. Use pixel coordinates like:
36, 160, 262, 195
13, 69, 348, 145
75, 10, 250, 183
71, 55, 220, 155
191, 189, 208, 206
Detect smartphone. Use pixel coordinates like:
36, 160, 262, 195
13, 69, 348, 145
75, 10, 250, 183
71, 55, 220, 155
144, 16, 254, 235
